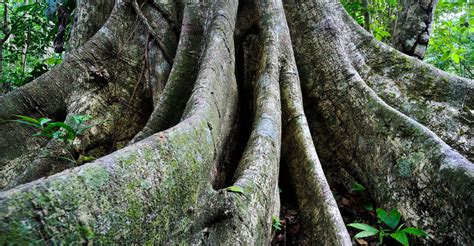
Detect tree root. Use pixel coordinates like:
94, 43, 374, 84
193, 1, 279, 243
0, 0, 238, 243
130, 3, 205, 143
285, 0, 473, 242
68, 0, 115, 51
130, 0, 174, 64
359, 41, 473, 161
1, 2, 176, 189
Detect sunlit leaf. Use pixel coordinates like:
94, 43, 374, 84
224, 185, 245, 194
347, 223, 379, 234
355, 230, 378, 238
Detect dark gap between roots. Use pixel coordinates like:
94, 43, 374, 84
211, 12, 260, 189
212, 28, 260, 190
272, 161, 303, 245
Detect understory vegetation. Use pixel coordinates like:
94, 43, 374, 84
342, 0, 473, 78
1, 0, 72, 93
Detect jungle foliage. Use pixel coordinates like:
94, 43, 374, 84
342, 0, 473, 78
0, 0, 71, 93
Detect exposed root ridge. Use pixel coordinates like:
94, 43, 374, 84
1, 3, 171, 189
131, 3, 205, 143
361, 41, 473, 161
0, 0, 239, 243
285, 0, 473, 242
280, 60, 351, 243
1, 0, 473, 244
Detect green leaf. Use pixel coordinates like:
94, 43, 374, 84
401, 227, 426, 236
39, 117, 52, 126
379, 230, 386, 244
76, 123, 100, 135
390, 232, 409, 246
354, 230, 378, 238
376, 208, 401, 229
363, 202, 374, 211
224, 185, 244, 194
15, 4, 36, 12
82, 156, 97, 162
33, 133, 53, 138
14, 115, 40, 124
57, 157, 76, 164
452, 53, 460, 64
347, 223, 379, 234
272, 215, 282, 231
52, 131, 62, 139
45, 57, 62, 65
352, 182, 366, 193
11, 120, 41, 129
43, 122, 76, 140
395, 223, 405, 232
376, 208, 388, 220
72, 114, 92, 124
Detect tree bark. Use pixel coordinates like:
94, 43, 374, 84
391, 0, 439, 59
0, 0, 472, 244
362, 0, 371, 32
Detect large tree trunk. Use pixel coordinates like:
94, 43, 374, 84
391, 0, 438, 59
0, 0, 472, 244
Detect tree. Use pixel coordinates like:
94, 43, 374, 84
0, 0, 472, 244
391, 0, 439, 59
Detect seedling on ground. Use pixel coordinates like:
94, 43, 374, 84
347, 207, 427, 245
272, 215, 282, 231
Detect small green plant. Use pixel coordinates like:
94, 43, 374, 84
13, 114, 95, 142
352, 182, 366, 193
13, 114, 98, 165
347, 208, 427, 245
272, 215, 282, 231
351, 182, 373, 211
70, 114, 95, 136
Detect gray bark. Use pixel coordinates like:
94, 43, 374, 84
67, 0, 115, 52
391, 0, 439, 59
0, 0, 472, 244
